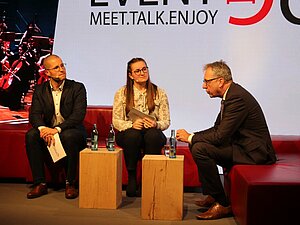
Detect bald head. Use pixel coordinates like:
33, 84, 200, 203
43, 54, 66, 86
43, 54, 61, 69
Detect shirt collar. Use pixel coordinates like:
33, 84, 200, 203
133, 85, 146, 95
50, 80, 65, 91
222, 84, 231, 101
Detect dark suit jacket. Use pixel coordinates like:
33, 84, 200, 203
192, 82, 276, 165
29, 79, 87, 132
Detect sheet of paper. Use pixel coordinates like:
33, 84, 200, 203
47, 133, 67, 163
128, 108, 156, 122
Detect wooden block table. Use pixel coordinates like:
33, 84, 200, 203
79, 148, 122, 209
141, 155, 184, 220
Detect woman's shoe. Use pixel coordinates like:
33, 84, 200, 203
126, 172, 137, 197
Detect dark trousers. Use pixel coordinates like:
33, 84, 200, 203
25, 127, 86, 185
116, 128, 167, 171
190, 142, 233, 206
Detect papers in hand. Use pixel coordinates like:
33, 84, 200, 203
47, 133, 67, 163
128, 108, 156, 122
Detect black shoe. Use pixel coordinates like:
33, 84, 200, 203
126, 170, 137, 197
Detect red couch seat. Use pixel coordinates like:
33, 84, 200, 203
225, 136, 300, 225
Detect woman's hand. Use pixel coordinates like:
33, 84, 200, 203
132, 118, 144, 130
143, 117, 157, 129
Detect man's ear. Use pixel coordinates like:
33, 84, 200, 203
218, 78, 225, 88
44, 69, 50, 77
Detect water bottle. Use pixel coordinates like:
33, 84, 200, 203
169, 129, 176, 158
107, 124, 115, 151
91, 124, 98, 151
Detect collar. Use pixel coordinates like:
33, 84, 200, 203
133, 85, 146, 95
222, 83, 231, 101
50, 80, 65, 91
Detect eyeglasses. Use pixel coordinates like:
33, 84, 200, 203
45, 63, 66, 71
203, 77, 220, 85
132, 67, 148, 75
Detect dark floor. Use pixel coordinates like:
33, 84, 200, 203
0, 183, 237, 225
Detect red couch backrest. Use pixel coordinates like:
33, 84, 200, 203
84, 105, 113, 139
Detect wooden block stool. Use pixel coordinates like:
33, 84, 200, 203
79, 148, 122, 209
141, 155, 184, 220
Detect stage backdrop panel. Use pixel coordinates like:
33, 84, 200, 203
53, 0, 300, 135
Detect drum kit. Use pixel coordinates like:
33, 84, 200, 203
0, 27, 53, 110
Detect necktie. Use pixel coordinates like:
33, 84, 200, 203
220, 100, 225, 120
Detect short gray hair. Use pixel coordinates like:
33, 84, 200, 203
203, 60, 232, 81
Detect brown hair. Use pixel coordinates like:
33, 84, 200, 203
125, 58, 157, 114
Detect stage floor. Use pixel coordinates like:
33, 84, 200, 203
0, 183, 237, 225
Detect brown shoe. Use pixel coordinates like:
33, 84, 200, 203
196, 202, 232, 220
195, 195, 216, 207
27, 183, 48, 199
65, 183, 78, 199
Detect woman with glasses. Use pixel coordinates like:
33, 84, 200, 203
113, 57, 170, 197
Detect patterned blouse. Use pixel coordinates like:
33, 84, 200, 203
113, 85, 170, 131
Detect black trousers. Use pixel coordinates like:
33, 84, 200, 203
116, 128, 167, 171
190, 142, 233, 206
25, 127, 86, 185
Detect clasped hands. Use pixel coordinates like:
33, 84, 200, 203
40, 127, 59, 147
132, 117, 157, 130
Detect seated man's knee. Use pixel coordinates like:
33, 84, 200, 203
191, 142, 210, 160
26, 128, 40, 143
60, 129, 83, 140
60, 129, 85, 148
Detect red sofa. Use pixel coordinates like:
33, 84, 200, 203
0, 105, 200, 187
225, 136, 300, 225
1, 105, 300, 225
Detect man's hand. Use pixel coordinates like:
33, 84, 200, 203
176, 129, 191, 143
44, 134, 55, 147
40, 127, 58, 147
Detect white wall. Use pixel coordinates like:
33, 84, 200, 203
54, 0, 300, 135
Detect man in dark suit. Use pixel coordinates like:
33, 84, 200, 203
177, 60, 276, 220
25, 54, 87, 199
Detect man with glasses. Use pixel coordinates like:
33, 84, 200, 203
176, 60, 276, 220
25, 54, 87, 199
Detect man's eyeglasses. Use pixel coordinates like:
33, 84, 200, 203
203, 77, 220, 85
133, 67, 148, 75
45, 63, 66, 71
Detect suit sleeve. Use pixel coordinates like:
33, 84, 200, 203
192, 95, 248, 146
29, 84, 52, 128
